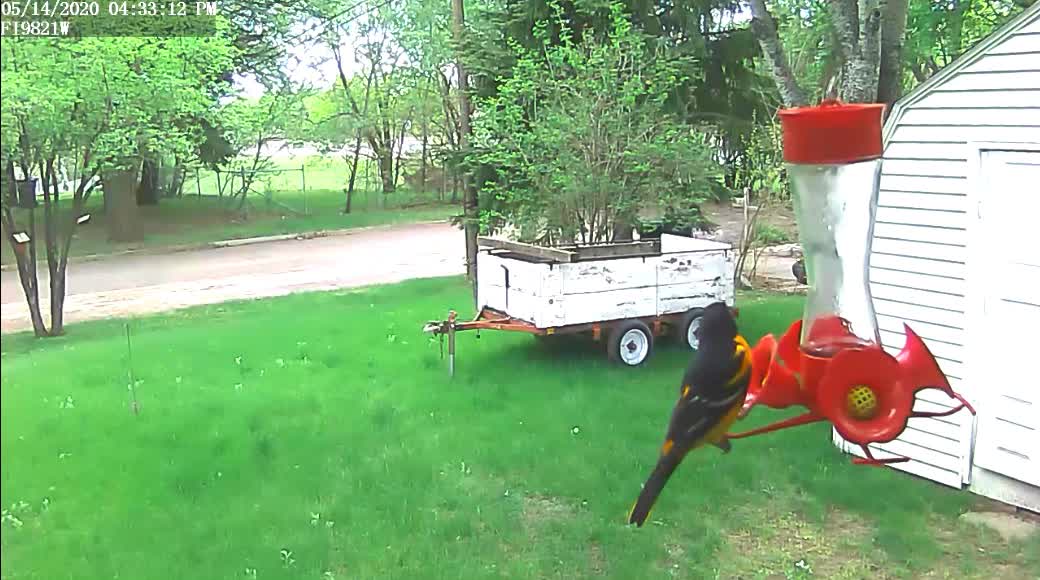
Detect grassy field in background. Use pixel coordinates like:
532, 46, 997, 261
2, 156, 457, 265
2, 280, 1037, 579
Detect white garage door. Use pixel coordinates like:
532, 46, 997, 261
972, 149, 1040, 489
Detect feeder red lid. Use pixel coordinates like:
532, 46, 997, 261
778, 100, 885, 164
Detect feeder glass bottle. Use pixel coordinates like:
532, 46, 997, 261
778, 102, 886, 356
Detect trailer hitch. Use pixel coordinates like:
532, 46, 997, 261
423, 311, 458, 377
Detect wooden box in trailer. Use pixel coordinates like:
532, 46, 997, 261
476, 234, 735, 329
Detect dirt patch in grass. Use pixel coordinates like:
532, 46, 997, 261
662, 542, 687, 577
719, 499, 1040, 580
513, 494, 612, 576
521, 494, 575, 529
587, 542, 606, 576
720, 507, 888, 580
753, 277, 808, 294
921, 512, 1040, 580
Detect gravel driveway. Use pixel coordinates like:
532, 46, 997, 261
1, 222, 465, 334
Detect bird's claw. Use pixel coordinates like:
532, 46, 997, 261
712, 437, 732, 454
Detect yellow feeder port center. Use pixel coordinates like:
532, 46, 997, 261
847, 385, 878, 420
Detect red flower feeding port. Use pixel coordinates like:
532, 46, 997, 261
727, 101, 975, 466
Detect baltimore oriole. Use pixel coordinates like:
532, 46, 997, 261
627, 301, 751, 527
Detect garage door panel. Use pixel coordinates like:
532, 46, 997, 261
971, 149, 1040, 487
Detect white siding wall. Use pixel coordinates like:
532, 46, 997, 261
836, 13, 1040, 487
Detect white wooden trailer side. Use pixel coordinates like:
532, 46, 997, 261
834, 3, 1040, 510
476, 234, 734, 329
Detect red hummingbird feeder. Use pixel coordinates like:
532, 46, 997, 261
728, 101, 975, 466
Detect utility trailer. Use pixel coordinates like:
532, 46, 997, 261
423, 234, 735, 374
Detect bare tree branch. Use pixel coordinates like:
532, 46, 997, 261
749, 0, 808, 107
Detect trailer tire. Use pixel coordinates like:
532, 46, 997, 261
675, 308, 705, 351
607, 320, 653, 366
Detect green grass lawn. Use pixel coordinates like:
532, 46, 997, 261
2, 280, 1036, 579
2, 155, 457, 265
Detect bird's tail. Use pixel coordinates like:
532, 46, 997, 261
627, 454, 681, 527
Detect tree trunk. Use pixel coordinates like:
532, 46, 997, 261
377, 150, 395, 195
50, 182, 83, 338
136, 158, 160, 205
170, 159, 186, 197
877, 0, 909, 115
105, 165, 144, 242
452, 0, 478, 291
49, 205, 78, 337
39, 164, 66, 336
393, 120, 407, 190
345, 131, 363, 214
3, 205, 48, 336
948, 0, 969, 65
331, 41, 375, 209
50, 164, 60, 203
39, 162, 62, 326
20, 254, 48, 335
3, 134, 97, 338
420, 113, 429, 193
752, 0, 886, 107
364, 156, 372, 199
841, 59, 878, 103
4, 160, 15, 205
834, 1, 882, 103
49, 256, 66, 335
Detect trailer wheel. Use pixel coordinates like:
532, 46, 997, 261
608, 320, 653, 366
675, 308, 705, 351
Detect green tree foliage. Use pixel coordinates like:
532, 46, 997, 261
762, 0, 837, 101
311, 0, 424, 195
467, 0, 778, 193
213, 90, 308, 208
217, 92, 306, 170
732, 111, 788, 201
3, 36, 233, 175
1, 32, 236, 336
300, 88, 358, 152
301, 78, 375, 212
395, 0, 460, 198
905, 0, 1031, 83
754, 0, 1032, 105
746, 0, 1029, 201
223, 0, 318, 83
471, 2, 721, 245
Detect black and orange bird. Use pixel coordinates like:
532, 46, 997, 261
627, 301, 751, 527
